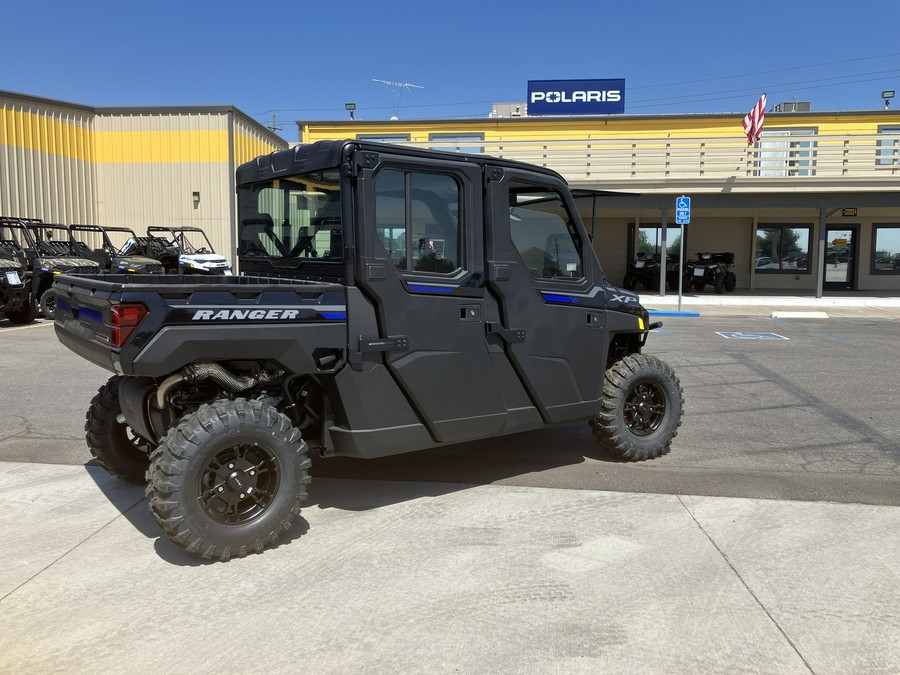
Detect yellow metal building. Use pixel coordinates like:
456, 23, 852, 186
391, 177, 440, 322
0, 90, 286, 261
298, 110, 900, 296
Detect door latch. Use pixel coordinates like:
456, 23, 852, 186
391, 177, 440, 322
486, 322, 526, 344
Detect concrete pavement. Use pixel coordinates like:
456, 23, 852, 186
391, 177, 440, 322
1, 460, 898, 673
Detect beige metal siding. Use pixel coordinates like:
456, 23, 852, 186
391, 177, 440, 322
0, 95, 96, 223
93, 112, 234, 264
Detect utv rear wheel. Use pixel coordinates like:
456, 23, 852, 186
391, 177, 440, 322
146, 398, 311, 561
622, 273, 637, 291
591, 354, 683, 461
724, 272, 737, 292
39, 289, 57, 320
85, 376, 151, 484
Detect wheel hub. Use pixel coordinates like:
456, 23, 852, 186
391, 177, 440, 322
624, 381, 667, 436
198, 444, 279, 524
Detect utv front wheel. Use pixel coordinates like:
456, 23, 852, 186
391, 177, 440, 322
3, 300, 36, 324
591, 354, 683, 461
39, 289, 57, 319
146, 398, 311, 561
85, 376, 151, 484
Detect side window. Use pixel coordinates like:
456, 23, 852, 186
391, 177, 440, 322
375, 168, 461, 274
508, 186, 584, 280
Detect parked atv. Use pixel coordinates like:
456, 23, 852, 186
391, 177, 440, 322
0, 220, 35, 324
623, 252, 662, 291
684, 252, 736, 294
623, 252, 682, 291
69, 224, 165, 274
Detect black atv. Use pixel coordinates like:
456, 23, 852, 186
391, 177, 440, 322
623, 252, 682, 291
684, 252, 737, 294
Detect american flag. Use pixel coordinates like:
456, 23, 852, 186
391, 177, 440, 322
742, 93, 767, 145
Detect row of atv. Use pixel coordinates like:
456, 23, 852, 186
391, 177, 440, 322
0, 218, 231, 324
623, 251, 737, 294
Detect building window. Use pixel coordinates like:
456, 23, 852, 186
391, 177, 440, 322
757, 128, 817, 177
876, 126, 900, 166
755, 225, 811, 273
357, 134, 411, 144
374, 169, 461, 273
428, 133, 485, 154
872, 224, 900, 273
637, 224, 683, 258
508, 186, 584, 281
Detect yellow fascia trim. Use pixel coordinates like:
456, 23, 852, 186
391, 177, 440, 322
0, 106, 93, 161
94, 129, 230, 163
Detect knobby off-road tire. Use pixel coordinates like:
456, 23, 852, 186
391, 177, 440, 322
591, 354, 684, 461
146, 398, 311, 561
724, 272, 737, 292
622, 273, 637, 291
85, 376, 152, 484
714, 273, 726, 294
39, 289, 57, 320
3, 300, 36, 324
693, 279, 706, 293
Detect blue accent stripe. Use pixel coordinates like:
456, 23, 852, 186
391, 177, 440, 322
56, 298, 72, 314
408, 284, 456, 294
541, 293, 580, 304
321, 311, 347, 320
79, 306, 103, 323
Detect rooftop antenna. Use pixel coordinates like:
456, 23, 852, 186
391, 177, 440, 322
267, 112, 282, 132
373, 79, 424, 120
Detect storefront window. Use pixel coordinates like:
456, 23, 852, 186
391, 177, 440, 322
755, 225, 811, 273
872, 225, 900, 273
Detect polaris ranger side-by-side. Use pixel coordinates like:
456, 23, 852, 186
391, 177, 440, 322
53, 140, 684, 561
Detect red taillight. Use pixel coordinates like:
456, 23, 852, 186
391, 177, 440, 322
110, 303, 148, 347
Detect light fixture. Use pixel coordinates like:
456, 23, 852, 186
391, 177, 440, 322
345, 102, 357, 120
192, 191, 200, 207
882, 90, 895, 109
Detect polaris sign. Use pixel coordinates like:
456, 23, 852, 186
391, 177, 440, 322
527, 79, 625, 116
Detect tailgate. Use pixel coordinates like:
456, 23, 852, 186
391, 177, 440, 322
53, 274, 121, 373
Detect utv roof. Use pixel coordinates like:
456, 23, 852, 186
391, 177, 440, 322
235, 139, 566, 185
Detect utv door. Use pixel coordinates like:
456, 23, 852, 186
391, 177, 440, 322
354, 151, 508, 443
484, 168, 609, 423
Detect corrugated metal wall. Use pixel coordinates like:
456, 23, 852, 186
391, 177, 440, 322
0, 94, 97, 223
233, 113, 284, 167
93, 111, 235, 262
1, 91, 288, 270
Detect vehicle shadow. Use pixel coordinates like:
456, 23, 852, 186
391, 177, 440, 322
83, 422, 624, 565
310, 422, 628, 488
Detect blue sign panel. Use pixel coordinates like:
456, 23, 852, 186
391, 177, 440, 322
675, 195, 691, 225
527, 79, 625, 116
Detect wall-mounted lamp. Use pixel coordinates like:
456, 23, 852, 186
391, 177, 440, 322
192, 191, 200, 208
345, 102, 357, 120
882, 90, 895, 110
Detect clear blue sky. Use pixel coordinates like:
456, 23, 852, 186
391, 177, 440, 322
6, 0, 899, 142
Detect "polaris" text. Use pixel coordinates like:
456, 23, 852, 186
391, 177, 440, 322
530, 90, 622, 104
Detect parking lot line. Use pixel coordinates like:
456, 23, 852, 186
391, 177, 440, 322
0, 322, 54, 333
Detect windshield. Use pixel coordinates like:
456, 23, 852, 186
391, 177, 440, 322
237, 169, 342, 266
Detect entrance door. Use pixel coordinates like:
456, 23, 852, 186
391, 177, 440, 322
824, 226, 857, 291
